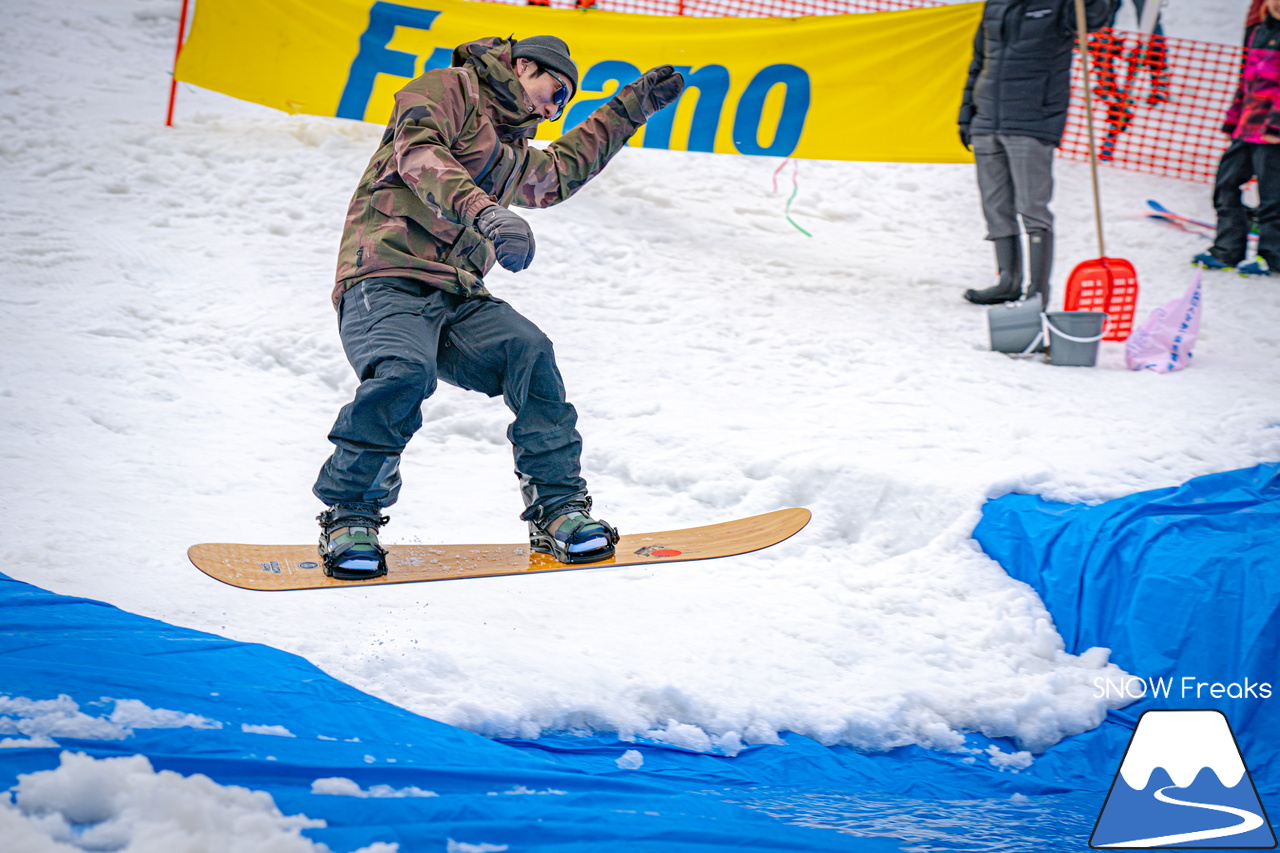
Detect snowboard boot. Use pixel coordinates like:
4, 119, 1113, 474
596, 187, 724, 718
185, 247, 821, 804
964, 235, 1023, 305
317, 504, 389, 580
1023, 229, 1053, 307
1238, 258, 1272, 277
525, 497, 619, 565
1192, 251, 1237, 271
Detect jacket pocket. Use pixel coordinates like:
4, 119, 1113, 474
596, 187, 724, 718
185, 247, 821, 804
442, 225, 496, 276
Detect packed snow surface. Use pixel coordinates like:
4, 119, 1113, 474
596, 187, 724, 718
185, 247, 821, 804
1, 0, 1274, 785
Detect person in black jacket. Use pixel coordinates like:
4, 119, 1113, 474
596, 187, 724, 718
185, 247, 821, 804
960, 0, 1116, 306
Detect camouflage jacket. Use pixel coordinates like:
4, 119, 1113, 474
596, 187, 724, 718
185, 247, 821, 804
333, 37, 650, 306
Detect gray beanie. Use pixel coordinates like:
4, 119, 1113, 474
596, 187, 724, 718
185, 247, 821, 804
511, 35, 578, 94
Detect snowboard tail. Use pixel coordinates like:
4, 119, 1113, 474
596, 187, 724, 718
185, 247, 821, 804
189, 508, 811, 591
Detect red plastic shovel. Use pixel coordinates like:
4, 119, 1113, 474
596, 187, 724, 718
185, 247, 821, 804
1063, 0, 1139, 341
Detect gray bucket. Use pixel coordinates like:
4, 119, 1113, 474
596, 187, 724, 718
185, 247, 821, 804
1045, 311, 1108, 367
988, 294, 1044, 355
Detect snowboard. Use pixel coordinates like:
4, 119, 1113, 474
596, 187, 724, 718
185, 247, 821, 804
189, 507, 811, 591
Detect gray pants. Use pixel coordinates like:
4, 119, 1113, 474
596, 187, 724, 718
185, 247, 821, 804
313, 277, 586, 515
974, 133, 1056, 239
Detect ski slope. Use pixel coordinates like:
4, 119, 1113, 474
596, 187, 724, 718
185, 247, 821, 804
1, 0, 1273, 798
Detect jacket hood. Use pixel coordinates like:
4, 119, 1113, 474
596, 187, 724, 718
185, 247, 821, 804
452, 37, 541, 140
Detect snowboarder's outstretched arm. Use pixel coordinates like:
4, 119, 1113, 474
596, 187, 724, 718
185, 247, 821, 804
511, 67, 685, 209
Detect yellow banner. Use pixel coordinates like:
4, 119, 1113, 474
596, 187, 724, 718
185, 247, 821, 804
175, 0, 982, 163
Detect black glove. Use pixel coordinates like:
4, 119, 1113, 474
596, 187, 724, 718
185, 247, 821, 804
959, 124, 972, 151
622, 66, 685, 119
475, 205, 535, 272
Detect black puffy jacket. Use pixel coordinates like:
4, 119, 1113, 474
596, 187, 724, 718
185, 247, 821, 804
959, 0, 1116, 145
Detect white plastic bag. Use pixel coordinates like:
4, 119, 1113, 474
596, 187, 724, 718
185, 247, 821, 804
1124, 271, 1203, 373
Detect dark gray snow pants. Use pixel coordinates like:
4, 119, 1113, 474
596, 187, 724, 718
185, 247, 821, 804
313, 277, 587, 516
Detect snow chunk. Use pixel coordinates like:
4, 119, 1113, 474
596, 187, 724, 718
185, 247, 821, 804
0, 695, 220, 745
616, 750, 644, 770
109, 698, 221, 730
241, 723, 296, 737
312, 777, 438, 798
0, 695, 129, 742
986, 745, 1035, 771
0, 751, 406, 853
447, 841, 509, 853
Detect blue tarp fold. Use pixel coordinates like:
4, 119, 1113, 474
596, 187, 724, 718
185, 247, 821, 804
973, 462, 1280, 793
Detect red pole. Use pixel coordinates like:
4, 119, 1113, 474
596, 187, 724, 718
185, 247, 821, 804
166, 0, 193, 127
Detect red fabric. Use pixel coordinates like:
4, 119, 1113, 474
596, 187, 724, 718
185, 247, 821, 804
1249, 0, 1267, 28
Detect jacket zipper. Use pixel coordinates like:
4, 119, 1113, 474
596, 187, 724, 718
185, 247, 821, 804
993, 0, 1019, 131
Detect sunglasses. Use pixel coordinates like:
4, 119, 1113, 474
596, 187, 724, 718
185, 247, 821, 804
544, 68, 570, 120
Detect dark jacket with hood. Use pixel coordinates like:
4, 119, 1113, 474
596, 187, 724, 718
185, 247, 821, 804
959, 0, 1116, 146
332, 37, 652, 307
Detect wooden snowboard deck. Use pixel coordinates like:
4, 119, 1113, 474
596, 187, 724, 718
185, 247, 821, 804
189, 507, 810, 591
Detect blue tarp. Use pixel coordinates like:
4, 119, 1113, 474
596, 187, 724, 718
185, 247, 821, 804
0, 574, 895, 852
973, 462, 1280, 793
2, 463, 1277, 850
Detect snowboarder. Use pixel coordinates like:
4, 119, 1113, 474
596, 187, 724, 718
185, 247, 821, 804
312, 35, 684, 579
959, 0, 1116, 306
1194, 0, 1280, 276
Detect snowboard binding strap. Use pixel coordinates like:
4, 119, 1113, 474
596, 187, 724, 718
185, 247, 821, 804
318, 505, 390, 581
525, 497, 619, 565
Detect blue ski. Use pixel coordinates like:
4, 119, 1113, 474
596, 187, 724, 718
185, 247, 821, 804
1147, 199, 1256, 241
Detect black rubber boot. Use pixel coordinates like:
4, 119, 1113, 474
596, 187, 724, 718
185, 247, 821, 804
1023, 229, 1053, 307
965, 235, 1024, 305
317, 504, 389, 580
524, 497, 618, 565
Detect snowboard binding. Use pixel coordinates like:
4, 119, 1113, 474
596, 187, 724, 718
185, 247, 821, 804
318, 504, 390, 580
525, 497, 618, 565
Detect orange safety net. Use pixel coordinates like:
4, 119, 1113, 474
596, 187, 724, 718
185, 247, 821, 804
1067, 29, 1241, 185
506, 0, 942, 16
488, 0, 1243, 183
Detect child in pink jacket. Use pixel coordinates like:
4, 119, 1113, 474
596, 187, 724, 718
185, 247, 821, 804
1196, 0, 1280, 275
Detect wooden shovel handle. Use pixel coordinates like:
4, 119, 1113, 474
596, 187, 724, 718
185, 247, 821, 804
1074, 0, 1106, 258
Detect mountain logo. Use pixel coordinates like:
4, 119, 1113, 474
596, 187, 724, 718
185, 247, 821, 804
1091, 709, 1276, 848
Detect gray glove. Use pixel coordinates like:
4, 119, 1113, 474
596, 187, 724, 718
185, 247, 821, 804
476, 205, 535, 272
615, 66, 685, 120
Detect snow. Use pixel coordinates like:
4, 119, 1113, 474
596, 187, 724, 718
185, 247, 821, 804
0, 751, 403, 853
0, 0, 1276, 847
310, 777, 440, 798
0, 696, 220, 744
616, 749, 646, 769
